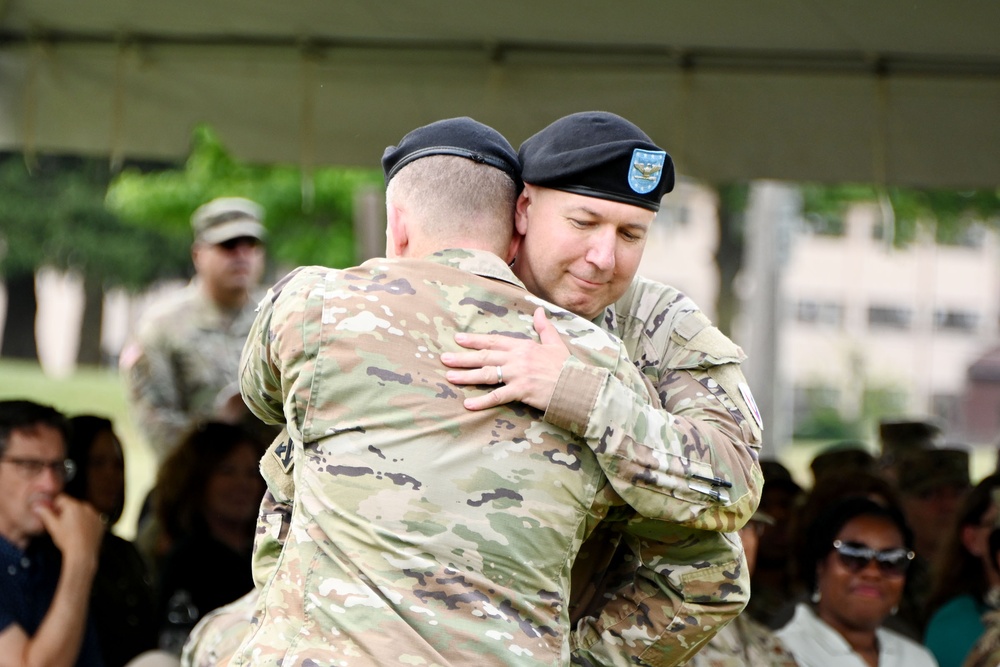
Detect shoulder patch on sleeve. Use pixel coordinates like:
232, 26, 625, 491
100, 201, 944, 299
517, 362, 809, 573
739, 382, 764, 430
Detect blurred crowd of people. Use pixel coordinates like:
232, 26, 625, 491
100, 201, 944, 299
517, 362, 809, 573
724, 420, 1000, 667
14, 358, 1000, 667
0, 198, 273, 666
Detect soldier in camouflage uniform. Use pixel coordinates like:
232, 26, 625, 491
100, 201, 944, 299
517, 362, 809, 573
441, 112, 763, 665
120, 197, 267, 460
686, 509, 799, 667
231, 118, 740, 666
964, 600, 1000, 667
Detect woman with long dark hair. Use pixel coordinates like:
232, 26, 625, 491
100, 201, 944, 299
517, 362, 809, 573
776, 496, 937, 667
152, 421, 265, 654
66, 415, 158, 667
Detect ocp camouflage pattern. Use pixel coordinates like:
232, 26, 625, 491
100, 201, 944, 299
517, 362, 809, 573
684, 613, 800, 667
232, 250, 669, 666
121, 281, 260, 459
555, 275, 764, 666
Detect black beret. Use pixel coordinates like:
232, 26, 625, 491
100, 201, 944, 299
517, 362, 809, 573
382, 117, 522, 189
519, 111, 674, 212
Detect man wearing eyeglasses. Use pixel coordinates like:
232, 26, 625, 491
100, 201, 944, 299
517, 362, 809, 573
121, 197, 268, 460
0, 399, 106, 667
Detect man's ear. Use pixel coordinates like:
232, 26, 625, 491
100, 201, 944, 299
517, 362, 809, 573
386, 204, 408, 258
514, 188, 531, 236
504, 230, 522, 266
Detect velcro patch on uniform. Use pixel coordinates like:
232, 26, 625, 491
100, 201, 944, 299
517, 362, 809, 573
674, 311, 711, 341
739, 382, 764, 430
272, 436, 295, 473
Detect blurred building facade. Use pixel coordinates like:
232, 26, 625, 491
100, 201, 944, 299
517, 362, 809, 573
6, 180, 1000, 447
638, 180, 1000, 448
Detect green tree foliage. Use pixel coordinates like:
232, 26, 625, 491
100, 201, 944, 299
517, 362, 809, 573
0, 154, 192, 287
0, 154, 191, 361
107, 126, 384, 270
793, 405, 862, 441
801, 184, 1000, 245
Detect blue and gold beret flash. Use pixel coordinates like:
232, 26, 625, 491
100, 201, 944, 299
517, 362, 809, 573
519, 111, 674, 212
382, 117, 522, 190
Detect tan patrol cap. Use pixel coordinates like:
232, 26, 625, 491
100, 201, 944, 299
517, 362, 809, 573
760, 458, 803, 495
895, 447, 971, 496
191, 197, 266, 245
878, 418, 942, 466
811, 442, 876, 483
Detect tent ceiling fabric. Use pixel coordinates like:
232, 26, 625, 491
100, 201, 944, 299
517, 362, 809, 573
1, 1, 998, 187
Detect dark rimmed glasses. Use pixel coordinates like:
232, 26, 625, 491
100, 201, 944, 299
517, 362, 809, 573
0, 457, 76, 482
832, 539, 915, 577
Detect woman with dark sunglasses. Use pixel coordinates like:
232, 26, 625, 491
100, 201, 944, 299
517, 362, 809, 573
776, 496, 938, 667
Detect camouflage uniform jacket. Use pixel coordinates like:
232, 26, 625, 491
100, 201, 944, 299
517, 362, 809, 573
121, 281, 260, 459
964, 605, 1000, 667
685, 614, 800, 667
550, 274, 764, 531
232, 249, 669, 666
182, 589, 258, 667
560, 276, 762, 666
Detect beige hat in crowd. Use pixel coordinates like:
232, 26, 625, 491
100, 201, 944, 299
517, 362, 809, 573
191, 197, 266, 245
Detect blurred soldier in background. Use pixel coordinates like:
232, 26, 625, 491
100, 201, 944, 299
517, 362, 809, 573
121, 197, 267, 460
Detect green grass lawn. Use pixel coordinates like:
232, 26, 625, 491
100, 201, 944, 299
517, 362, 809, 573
0, 358, 155, 538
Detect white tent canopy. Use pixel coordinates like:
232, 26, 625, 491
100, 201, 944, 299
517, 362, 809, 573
1, 0, 998, 187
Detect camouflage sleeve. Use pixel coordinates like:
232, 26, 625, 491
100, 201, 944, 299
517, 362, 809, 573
238, 267, 314, 428
181, 589, 258, 667
684, 615, 801, 667
545, 314, 763, 533
570, 517, 748, 667
964, 609, 1000, 667
122, 328, 197, 459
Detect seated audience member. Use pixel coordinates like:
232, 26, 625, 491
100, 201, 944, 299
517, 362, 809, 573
809, 441, 876, 485
896, 449, 971, 602
687, 506, 799, 667
776, 496, 937, 667
924, 475, 1000, 667
153, 422, 265, 654
747, 459, 805, 627
962, 521, 1000, 667
877, 419, 943, 483
0, 400, 106, 667
787, 468, 923, 640
66, 415, 158, 667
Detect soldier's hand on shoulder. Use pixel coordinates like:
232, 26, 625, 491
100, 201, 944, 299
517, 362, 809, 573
442, 307, 570, 412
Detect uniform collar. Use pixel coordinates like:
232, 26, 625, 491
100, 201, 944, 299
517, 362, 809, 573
422, 248, 526, 289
